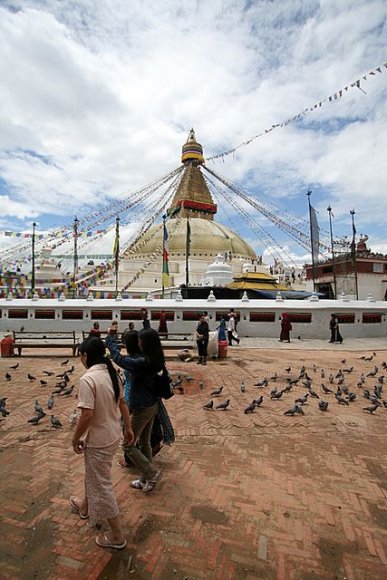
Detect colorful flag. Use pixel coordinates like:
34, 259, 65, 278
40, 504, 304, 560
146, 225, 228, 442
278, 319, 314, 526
162, 219, 170, 287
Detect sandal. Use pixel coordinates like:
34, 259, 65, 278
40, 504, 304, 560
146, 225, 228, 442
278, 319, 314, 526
69, 496, 89, 520
131, 479, 144, 489
95, 532, 127, 550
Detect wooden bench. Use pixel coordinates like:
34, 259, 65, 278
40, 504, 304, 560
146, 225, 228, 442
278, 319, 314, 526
81, 330, 124, 348
13, 331, 79, 356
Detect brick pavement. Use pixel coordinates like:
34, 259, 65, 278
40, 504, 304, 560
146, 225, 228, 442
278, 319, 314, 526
0, 346, 386, 579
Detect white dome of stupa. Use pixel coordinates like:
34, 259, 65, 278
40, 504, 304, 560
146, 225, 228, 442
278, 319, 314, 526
201, 254, 233, 287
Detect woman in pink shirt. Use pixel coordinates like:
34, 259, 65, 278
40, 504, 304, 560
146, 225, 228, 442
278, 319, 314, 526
70, 337, 133, 550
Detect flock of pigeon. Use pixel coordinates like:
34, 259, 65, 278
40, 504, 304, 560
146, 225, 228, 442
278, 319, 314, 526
199, 352, 387, 417
0, 358, 79, 430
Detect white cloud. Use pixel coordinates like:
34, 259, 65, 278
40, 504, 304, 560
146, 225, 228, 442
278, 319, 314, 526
0, 0, 386, 261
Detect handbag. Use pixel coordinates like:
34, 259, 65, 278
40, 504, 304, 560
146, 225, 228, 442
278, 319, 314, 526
153, 366, 174, 400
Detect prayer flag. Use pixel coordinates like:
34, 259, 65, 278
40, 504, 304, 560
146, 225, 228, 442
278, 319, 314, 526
162, 219, 170, 287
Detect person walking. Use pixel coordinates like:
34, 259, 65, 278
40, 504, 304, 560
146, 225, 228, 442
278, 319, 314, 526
227, 313, 240, 346
158, 310, 168, 337
105, 328, 164, 492
195, 313, 209, 365
329, 314, 343, 344
279, 313, 292, 343
141, 307, 151, 330
70, 336, 133, 550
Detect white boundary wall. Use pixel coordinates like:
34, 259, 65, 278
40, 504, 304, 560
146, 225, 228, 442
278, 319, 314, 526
0, 296, 386, 339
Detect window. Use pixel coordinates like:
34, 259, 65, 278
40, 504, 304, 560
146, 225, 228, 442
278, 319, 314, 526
373, 263, 384, 273
336, 314, 355, 324
62, 310, 84, 320
250, 312, 275, 322
362, 313, 382, 324
120, 310, 143, 320
8, 309, 28, 319
288, 313, 312, 323
91, 310, 113, 320
183, 311, 204, 321
35, 310, 55, 319
151, 311, 175, 321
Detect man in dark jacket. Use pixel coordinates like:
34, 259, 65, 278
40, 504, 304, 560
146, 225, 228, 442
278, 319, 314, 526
195, 313, 209, 365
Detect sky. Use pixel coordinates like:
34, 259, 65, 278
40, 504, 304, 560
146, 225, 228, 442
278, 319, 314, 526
0, 0, 386, 266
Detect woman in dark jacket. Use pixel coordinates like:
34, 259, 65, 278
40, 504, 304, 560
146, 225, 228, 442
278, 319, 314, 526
105, 329, 164, 493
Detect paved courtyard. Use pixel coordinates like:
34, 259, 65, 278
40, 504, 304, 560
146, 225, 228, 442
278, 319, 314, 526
0, 340, 386, 579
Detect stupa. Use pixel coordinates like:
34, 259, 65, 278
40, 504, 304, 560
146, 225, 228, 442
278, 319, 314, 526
95, 130, 258, 295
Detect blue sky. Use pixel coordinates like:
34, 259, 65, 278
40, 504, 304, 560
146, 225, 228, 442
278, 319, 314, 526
0, 0, 386, 265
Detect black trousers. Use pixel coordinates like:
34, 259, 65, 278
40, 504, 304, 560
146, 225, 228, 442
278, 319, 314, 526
197, 340, 208, 358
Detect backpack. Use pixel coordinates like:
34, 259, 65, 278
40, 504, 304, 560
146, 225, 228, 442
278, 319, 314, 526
153, 366, 174, 400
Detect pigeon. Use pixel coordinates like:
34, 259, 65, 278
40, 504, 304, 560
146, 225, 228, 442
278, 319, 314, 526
312, 364, 317, 373
43, 371, 55, 376
67, 366, 75, 374
302, 379, 312, 389
283, 384, 293, 393
329, 374, 334, 384
20, 326, 25, 332
0, 397, 7, 408
185, 375, 194, 382
10, 363, 19, 370
363, 404, 378, 414
28, 373, 36, 381
254, 378, 268, 387
348, 393, 357, 402
40, 379, 48, 387
51, 387, 64, 395
203, 400, 214, 410
199, 381, 204, 390
295, 394, 309, 405
51, 415, 63, 428
284, 366, 291, 373
343, 367, 354, 374
270, 373, 278, 381
240, 381, 246, 393
47, 396, 55, 410
321, 369, 325, 378
308, 387, 320, 399
335, 393, 349, 405
61, 385, 74, 397
367, 368, 378, 378
34, 400, 44, 415
300, 366, 306, 374
341, 386, 349, 395
61, 359, 69, 366
341, 359, 346, 365
28, 415, 43, 425
318, 401, 329, 411
210, 386, 223, 397
378, 376, 385, 384
252, 396, 263, 407
363, 389, 371, 399
337, 376, 345, 386
1, 407, 10, 417
287, 378, 299, 386
284, 404, 304, 416
244, 402, 256, 414
5, 373, 11, 381
322, 384, 333, 394
270, 387, 278, 397
271, 390, 283, 400
69, 409, 78, 426
215, 399, 230, 410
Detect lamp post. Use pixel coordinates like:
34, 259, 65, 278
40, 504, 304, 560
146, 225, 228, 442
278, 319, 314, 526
307, 190, 317, 292
31, 222, 37, 296
327, 205, 337, 299
73, 216, 79, 298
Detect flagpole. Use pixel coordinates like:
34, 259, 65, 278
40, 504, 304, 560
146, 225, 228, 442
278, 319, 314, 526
114, 216, 120, 297
185, 218, 190, 287
307, 190, 317, 292
73, 216, 79, 299
350, 210, 359, 300
31, 222, 36, 296
162, 215, 165, 299
327, 205, 337, 299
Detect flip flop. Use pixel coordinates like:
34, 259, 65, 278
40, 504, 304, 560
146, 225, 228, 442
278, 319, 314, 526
69, 496, 89, 520
95, 532, 127, 550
